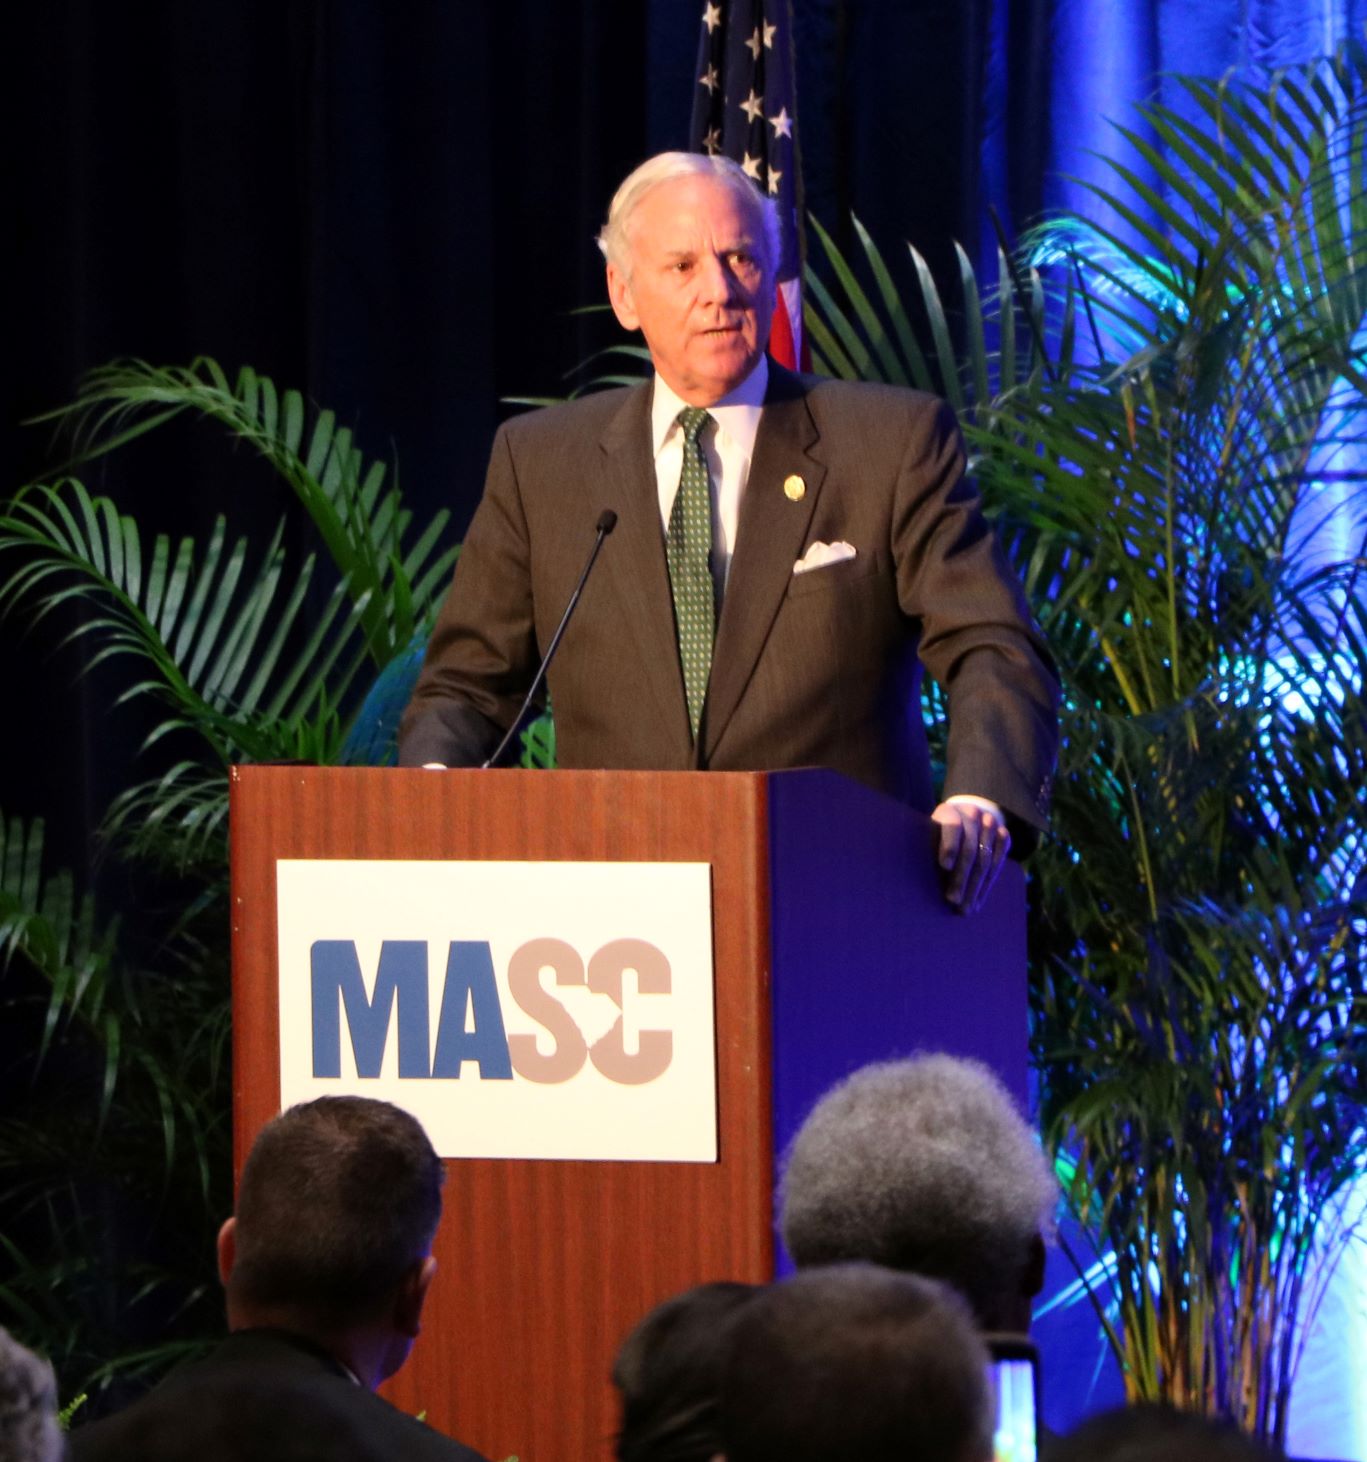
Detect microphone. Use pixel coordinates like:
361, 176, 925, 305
481, 509, 618, 769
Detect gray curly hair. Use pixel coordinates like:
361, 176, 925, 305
0, 1328, 62, 1462
778, 1054, 1058, 1329
596, 151, 781, 277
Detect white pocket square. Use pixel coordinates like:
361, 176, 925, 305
793, 540, 857, 575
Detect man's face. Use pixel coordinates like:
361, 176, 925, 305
606, 174, 775, 406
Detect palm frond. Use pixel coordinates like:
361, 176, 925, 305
31, 358, 457, 664
0, 813, 118, 1075
803, 211, 1054, 424
0, 479, 384, 767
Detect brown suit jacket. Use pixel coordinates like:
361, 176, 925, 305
399, 363, 1058, 838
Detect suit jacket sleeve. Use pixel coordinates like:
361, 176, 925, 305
891, 397, 1059, 843
398, 422, 540, 767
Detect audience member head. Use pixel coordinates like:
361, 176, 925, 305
1047, 1404, 1282, 1462
718, 1264, 993, 1462
218, 1096, 445, 1388
779, 1054, 1057, 1331
0, 1327, 62, 1462
612, 1281, 759, 1462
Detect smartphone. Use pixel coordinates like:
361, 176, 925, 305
984, 1334, 1040, 1462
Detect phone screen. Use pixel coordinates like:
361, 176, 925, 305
990, 1355, 1038, 1462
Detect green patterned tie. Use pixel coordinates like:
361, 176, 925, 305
667, 406, 716, 740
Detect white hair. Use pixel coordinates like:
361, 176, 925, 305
596, 151, 782, 277
0, 1328, 62, 1462
778, 1054, 1058, 1328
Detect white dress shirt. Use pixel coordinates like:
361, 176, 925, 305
649, 356, 768, 594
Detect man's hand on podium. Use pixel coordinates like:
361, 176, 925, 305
932, 796, 1010, 914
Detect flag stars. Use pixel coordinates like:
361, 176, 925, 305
769, 106, 792, 139
763, 21, 777, 48
702, 126, 721, 155
702, 2, 722, 32
700, 64, 719, 92
745, 26, 762, 59
767, 166, 782, 195
739, 89, 764, 123
741, 152, 764, 181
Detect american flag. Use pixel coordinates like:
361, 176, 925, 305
689, 0, 807, 370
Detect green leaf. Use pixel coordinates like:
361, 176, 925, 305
909, 244, 963, 410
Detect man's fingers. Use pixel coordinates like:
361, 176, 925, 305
935, 812, 1011, 912
933, 806, 979, 905
989, 823, 1010, 879
967, 823, 1011, 913
943, 827, 978, 905
959, 828, 992, 911
936, 811, 964, 873
946, 848, 973, 904
932, 804, 1012, 913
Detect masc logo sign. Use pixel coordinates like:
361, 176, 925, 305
311, 936, 673, 1085
276, 859, 718, 1162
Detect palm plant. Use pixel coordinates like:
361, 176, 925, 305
1, 810, 230, 1399
8, 360, 463, 859
805, 49, 1367, 1444
0, 360, 459, 1401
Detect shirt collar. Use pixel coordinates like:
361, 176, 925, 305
228, 1328, 364, 1386
650, 355, 769, 461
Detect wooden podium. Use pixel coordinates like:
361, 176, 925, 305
229, 765, 1026, 1461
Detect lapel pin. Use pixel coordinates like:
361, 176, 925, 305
783, 474, 806, 502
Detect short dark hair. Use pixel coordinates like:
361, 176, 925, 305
719, 1265, 992, 1462
612, 1281, 759, 1462
1047, 1404, 1280, 1462
228, 1097, 444, 1325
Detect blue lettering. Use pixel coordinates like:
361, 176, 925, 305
432, 941, 513, 1079
311, 940, 431, 1078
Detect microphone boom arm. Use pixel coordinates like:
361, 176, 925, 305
480, 508, 618, 769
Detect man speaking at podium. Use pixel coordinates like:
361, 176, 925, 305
399, 152, 1059, 914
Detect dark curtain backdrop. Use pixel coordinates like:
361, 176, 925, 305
6, 0, 662, 872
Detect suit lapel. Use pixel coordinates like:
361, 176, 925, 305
703, 363, 826, 759
597, 381, 693, 757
